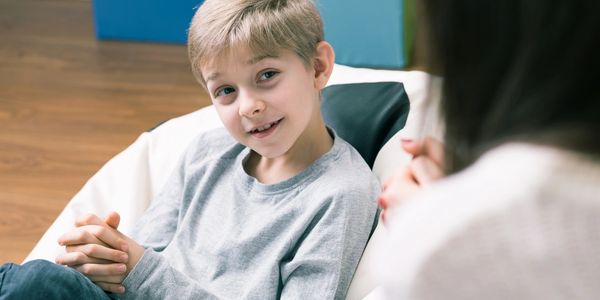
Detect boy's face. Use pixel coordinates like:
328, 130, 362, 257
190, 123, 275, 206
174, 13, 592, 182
202, 46, 323, 159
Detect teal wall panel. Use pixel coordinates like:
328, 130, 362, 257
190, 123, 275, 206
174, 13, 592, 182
317, 0, 407, 69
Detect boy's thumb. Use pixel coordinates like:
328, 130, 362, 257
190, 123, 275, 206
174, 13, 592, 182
104, 211, 121, 229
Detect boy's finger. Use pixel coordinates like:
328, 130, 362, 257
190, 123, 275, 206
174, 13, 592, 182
58, 227, 105, 247
82, 225, 129, 252
88, 275, 125, 284
75, 212, 120, 231
95, 282, 125, 294
104, 211, 121, 229
75, 213, 104, 227
66, 243, 129, 263
56, 251, 114, 266
74, 263, 127, 278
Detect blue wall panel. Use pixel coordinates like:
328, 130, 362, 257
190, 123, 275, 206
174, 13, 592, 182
92, 0, 203, 44
92, 0, 408, 68
317, 0, 407, 69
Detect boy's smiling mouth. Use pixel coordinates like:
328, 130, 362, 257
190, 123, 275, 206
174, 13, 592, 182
248, 118, 283, 137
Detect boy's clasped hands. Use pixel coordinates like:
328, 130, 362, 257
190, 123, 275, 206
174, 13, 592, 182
55, 211, 144, 294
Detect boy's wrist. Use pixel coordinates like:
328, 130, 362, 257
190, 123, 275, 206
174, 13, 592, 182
124, 239, 145, 277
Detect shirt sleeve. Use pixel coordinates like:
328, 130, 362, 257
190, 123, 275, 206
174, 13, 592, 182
130, 155, 185, 252
279, 184, 379, 300
121, 249, 222, 299
131, 129, 227, 250
122, 141, 224, 299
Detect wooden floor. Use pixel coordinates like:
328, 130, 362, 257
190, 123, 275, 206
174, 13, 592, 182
0, 0, 211, 263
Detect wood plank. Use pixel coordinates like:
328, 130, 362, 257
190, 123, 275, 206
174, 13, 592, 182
0, 0, 211, 263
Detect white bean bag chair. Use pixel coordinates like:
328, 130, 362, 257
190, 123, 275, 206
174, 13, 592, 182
25, 64, 442, 299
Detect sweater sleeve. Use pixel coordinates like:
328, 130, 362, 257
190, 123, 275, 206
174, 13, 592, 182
131, 130, 225, 251
121, 141, 223, 299
130, 155, 185, 252
121, 249, 220, 299
279, 184, 379, 300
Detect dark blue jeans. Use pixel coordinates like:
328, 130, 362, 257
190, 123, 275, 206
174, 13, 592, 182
0, 260, 116, 300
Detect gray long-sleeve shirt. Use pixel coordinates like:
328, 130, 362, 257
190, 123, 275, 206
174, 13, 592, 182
121, 128, 380, 299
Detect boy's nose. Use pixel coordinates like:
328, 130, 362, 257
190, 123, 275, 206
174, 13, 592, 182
238, 94, 266, 117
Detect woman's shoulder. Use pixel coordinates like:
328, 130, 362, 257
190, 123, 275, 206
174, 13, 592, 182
384, 142, 600, 247
380, 143, 600, 298
401, 143, 599, 218
444, 143, 599, 201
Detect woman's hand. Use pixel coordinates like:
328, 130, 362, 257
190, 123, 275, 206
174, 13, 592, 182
378, 137, 445, 225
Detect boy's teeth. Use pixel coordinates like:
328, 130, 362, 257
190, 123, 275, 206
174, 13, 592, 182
260, 124, 272, 131
256, 122, 273, 132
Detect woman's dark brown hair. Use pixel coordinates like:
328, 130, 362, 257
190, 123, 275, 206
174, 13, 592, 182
421, 0, 600, 173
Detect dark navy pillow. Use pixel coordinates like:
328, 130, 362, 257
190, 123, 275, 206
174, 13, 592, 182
321, 82, 410, 168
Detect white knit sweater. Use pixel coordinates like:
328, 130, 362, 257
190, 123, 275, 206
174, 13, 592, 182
378, 143, 600, 300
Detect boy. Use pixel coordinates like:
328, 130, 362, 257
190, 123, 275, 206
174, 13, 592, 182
0, 0, 379, 299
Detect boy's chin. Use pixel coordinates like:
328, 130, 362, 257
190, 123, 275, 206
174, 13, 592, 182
251, 148, 287, 159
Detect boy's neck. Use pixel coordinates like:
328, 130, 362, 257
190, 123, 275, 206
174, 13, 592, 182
245, 121, 333, 184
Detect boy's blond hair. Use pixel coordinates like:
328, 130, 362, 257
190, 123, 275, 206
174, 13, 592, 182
188, 0, 324, 88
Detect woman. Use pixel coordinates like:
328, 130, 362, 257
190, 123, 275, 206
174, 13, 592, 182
378, 0, 600, 299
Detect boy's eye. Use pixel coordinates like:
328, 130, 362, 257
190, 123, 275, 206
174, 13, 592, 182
215, 86, 236, 98
258, 70, 279, 81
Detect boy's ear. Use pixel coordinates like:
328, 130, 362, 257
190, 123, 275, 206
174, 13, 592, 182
313, 41, 335, 90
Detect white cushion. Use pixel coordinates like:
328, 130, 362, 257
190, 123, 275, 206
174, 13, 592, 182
25, 64, 441, 299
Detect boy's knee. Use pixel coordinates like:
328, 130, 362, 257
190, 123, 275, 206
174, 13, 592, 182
0, 260, 95, 299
